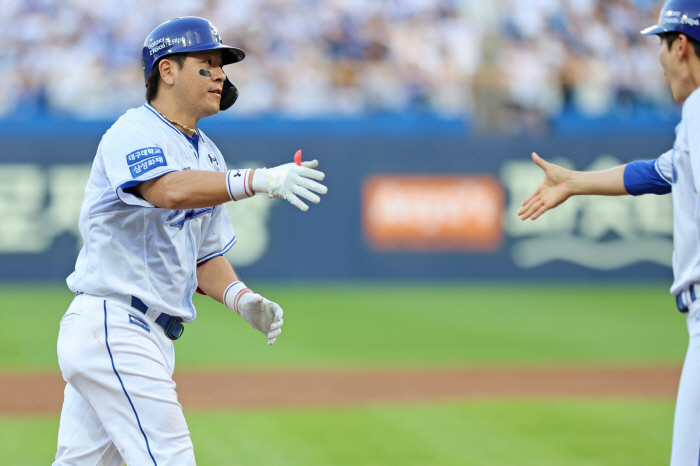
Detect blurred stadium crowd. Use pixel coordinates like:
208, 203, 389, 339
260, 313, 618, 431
2, 0, 672, 131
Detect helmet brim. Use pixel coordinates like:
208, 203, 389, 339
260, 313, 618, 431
641, 25, 667, 36
174, 44, 245, 66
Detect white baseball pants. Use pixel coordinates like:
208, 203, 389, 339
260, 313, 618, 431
53, 293, 195, 466
671, 300, 700, 466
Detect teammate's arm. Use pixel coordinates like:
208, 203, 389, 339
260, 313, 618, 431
519, 151, 672, 221
518, 152, 628, 221
197, 256, 284, 345
132, 159, 327, 211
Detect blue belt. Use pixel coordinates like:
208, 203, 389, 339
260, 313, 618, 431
675, 284, 698, 313
76, 292, 184, 340
130, 296, 184, 340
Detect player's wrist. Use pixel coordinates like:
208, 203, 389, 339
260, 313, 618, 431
249, 169, 256, 195
251, 168, 268, 197
225, 169, 253, 201
223, 281, 251, 315
566, 170, 586, 196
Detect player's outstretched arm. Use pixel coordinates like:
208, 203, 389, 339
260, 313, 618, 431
197, 256, 283, 345
518, 152, 628, 221
131, 158, 327, 211
135, 170, 231, 209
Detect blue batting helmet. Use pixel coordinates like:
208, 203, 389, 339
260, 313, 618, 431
641, 0, 700, 43
142, 17, 245, 110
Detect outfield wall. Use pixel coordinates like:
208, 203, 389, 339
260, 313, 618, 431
0, 117, 676, 282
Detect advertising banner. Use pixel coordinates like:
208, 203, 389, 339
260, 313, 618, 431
363, 175, 504, 252
0, 119, 675, 281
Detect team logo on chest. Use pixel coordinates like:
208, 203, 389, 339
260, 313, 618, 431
208, 154, 218, 166
167, 207, 215, 229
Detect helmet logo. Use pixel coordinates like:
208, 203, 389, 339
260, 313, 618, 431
208, 21, 222, 43
147, 38, 167, 56
147, 36, 187, 55
662, 10, 700, 27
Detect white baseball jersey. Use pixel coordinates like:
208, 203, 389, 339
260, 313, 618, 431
647, 88, 700, 297
660, 87, 700, 466
625, 87, 700, 465
66, 102, 236, 321
623, 87, 700, 297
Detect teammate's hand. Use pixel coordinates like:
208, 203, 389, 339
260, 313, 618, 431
237, 292, 284, 345
517, 152, 573, 221
253, 161, 327, 211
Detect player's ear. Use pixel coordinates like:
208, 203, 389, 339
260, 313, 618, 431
676, 34, 690, 60
159, 59, 176, 86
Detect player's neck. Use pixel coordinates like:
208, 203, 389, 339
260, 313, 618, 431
688, 59, 700, 100
149, 98, 199, 137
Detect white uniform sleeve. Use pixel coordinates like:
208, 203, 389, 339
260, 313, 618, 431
657, 149, 675, 184
99, 121, 182, 208
197, 204, 236, 264
685, 93, 700, 191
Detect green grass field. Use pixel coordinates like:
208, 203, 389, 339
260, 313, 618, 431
0, 399, 675, 466
0, 282, 687, 465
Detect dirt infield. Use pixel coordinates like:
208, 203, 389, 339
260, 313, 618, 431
0, 366, 682, 415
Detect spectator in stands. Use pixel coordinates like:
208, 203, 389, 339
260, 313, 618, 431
0, 0, 673, 131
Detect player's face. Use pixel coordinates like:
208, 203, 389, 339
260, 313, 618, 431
176, 50, 226, 117
658, 34, 693, 104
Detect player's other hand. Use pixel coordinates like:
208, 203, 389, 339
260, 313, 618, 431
517, 152, 573, 221
237, 292, 284, 345
253, 161, 328, 211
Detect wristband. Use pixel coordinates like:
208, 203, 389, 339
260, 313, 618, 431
223, 281, 251, 315
225, 169, 253, 201
251, 168, 268, 196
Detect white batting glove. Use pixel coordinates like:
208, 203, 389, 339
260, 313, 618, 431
223, 282, 283, 345
238, 293, 284, 345
252, 160, 327, 211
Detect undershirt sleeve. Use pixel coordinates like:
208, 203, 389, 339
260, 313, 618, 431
623, 158, 672, 196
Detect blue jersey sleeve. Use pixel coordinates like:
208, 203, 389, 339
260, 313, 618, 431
623, 160, 672, 196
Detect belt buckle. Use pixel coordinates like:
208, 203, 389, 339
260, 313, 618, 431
676, 284, 697, 313
164, 318, 184, 340
676, 294, 688, 313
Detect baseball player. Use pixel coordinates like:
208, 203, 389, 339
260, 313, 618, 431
52, 17, 327, 466
519, 1, 700, 464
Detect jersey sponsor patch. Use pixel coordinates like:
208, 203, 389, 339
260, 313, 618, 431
129, 314, 150, 332
126, 147, 164, 164
126, 147, 168, 178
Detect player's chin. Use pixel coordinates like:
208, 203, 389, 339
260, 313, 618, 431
206, 92, 222, 111
203, 95, 221, 115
